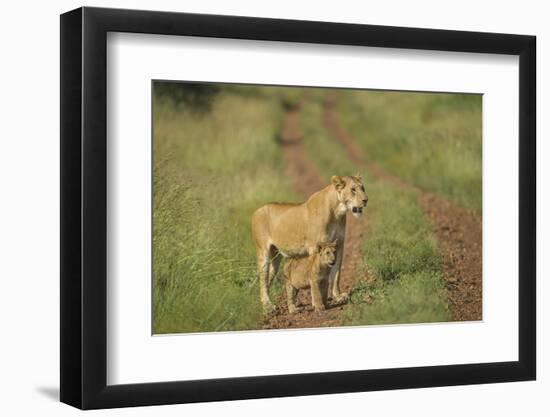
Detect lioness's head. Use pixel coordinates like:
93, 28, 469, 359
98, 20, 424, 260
318, 240, 338, 267
331, 174, 368, 218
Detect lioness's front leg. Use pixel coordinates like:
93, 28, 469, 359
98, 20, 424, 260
310, 277, 327, 312
329, 244, 349, 303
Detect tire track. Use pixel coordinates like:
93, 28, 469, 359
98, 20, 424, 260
264, 100, 368, 330
323, 91, 482, 321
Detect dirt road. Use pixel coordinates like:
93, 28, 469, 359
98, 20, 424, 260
323, 91, 482, 321
265, 91, 482, 328
263, 101, 368, 329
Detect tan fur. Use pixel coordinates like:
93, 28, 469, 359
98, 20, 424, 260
251, 175, 368, 314
283, 241, 337, 313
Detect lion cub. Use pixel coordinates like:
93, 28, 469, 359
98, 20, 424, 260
283, 241, 338, 313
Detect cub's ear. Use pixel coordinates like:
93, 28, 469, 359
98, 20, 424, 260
330, 239, 338, 247
316, 243, 323, 252
331, 175, 345, 190
353, 173, 362, 181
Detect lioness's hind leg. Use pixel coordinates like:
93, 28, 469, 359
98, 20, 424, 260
268, 248, 282, 286
257, 248, 276, 315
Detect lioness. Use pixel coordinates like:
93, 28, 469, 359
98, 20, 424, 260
283, 241, 338, 314
251, 175, 368, 314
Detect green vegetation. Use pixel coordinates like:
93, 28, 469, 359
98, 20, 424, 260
337, 90, 482, 212
153, 83, 478, 333
301, 95, 450, 325
153, 85, 300, 333
341, 183, 449, 325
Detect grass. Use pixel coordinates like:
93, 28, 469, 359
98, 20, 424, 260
301, 93, 450, 325
153, 85, 301, 333
337, 90, 482, 212
341, 184, 450, 325
153, 83, 476, 333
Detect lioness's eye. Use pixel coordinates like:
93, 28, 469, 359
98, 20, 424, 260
361, 185, 365, 192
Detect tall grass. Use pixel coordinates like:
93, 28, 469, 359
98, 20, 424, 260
337, 90, 482, 212
301, 95, 450, 324
153, 87, 300, 333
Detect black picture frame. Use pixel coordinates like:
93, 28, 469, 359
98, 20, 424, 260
60, 6, 536, 410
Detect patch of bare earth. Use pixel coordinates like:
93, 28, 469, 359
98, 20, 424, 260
263, 101, 368, 330
323, 91, 482, 321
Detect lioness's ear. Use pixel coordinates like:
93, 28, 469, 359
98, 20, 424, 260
353, 173, 362, 181
331, 176, 345, 190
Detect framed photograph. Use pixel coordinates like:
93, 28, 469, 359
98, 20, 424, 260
60, 6, 536, 409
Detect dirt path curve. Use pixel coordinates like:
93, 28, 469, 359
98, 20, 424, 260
263, 101, 368, 330
323, 91, 482, 321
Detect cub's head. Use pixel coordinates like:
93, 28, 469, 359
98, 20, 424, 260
317, 240, 338, 267
331, 174, 368, 218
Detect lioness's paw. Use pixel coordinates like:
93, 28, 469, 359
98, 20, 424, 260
313, 304, 326, 312
263, 302, 277, 315
334, 292, 349, 304
288, 305, 300, 314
